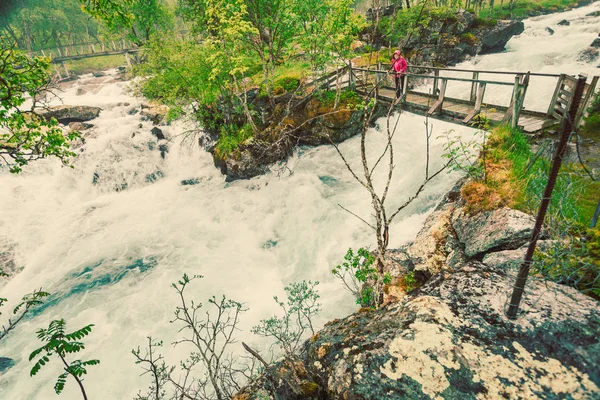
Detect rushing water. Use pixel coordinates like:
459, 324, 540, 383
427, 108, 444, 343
1, 3, 599, 399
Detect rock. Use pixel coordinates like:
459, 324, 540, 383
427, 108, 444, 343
128, 108, 139, 116
480, 21, 525, 54
92, 72, 106, 77
181, 178, 200, 186
236, 263, 600, 399
58, 75, 79, 83
158, 144, 169, 159
557, 19, 570, 26
586, 11, 600, 17
140, 102, 169, 125
92, 172, 100, 185
0, 241, 20, 279
452, 207, 535, 258
0, 357, 15, 374
35, 105, 102, 124
76, 88, 87, 96
591, 38, 600, 48
225, 150, 270, 181
151, 127, 166, 140
578, 47, 599, 63
545, 27, 555, 35
68, 122, 93, 131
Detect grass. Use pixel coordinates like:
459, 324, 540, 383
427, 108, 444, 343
214, 123, 253, 161
64, 54, 127, 75
459, 123, 600, 296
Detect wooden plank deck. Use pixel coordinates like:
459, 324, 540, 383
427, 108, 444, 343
359, 87, 559, 133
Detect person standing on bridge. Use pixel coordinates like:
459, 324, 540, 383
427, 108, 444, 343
391, 49, 407, 100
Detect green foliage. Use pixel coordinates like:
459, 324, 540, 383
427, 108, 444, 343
533, 227, 600, 298
441, 128, 489, 183
0, 288, 49, 342
0, 48, 80, 173
0, 0, 101, 52
402, 272, 417, 292
380, 5, 459, 46
29, 319, 99, 397
331, 248, 382, 307
66, 54, 126, 75
252, 280, 321, 356
582, 90, 600, 139
274, 76, 300, 94
214, 123, 253, 160
78, 0, 134, 30
316, 89, 362, 109
460, 32, 477, 45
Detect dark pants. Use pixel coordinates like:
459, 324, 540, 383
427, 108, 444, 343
395, 75, 405, 98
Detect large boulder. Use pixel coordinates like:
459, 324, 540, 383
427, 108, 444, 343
0, 357, 15, 375
35, 105, 101, 124
140, 102, 169, 125
452, 207, 535, 258
591, 37, 600, 48
236, 263, 600, 399
480, 21, 525, 54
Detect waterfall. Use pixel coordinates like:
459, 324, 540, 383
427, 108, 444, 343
1, 2, 599, 398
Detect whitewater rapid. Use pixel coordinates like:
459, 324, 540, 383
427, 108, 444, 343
1, 2, 599, 398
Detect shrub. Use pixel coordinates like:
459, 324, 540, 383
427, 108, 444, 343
274, 76, 301, 93
214, 123, 253, 161
461, 33, 477, 45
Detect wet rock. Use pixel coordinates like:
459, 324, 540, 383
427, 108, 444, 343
0, 357, 15, 374
151, 127, 166, 140
181, 178, 200, 186
236, 263, 600, 399
480, 21, 525, 54
545, 27, 555, 35
68, 122, 94, 131
58, 75, 79, 83
578, 47, 599, 63
145, 171, 164, 183
586, 11, 600, 17
92, 172, 100, 185
557, 19, 570, 26
0, 241, 20, 279
35, 105, 102, 124
591, 37, 600, 48
76, 88, 87, 96
92, 72, 106, 77
158, 144, 169, 159
128, 108, 139, 116
452, 207, 535, 258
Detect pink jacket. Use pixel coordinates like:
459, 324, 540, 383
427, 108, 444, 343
392, 57, 407, 77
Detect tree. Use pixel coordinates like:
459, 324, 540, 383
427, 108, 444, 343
29, 319, 100, 400
0, 45, 80, 173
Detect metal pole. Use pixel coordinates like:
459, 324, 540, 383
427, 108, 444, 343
506, 74, 588, 320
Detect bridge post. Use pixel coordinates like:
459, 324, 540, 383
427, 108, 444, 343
348, 65, 354, 87
432, 69, 440, 95
470, 72, 479, 103
62, 62, 70, 78
124, 52, 132, 68
575, 75, 598, 127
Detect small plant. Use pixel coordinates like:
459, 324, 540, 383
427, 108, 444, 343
274, 76, 301, 93
29, 319, 99, 399
1, 288, 50, 342
402, 272, 418, 292
252, 280, 321, 356
460, 32, 477, 45
331, 248, 391, 308
441, 114, 491, 183
214, 123, 253, 160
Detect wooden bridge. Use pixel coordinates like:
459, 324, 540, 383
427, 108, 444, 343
32, 39, 141, 79
314, 63, 599, 133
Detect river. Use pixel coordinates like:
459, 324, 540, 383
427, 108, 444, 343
1, 3, 599, 398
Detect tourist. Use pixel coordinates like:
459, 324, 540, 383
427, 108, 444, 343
390, 49, 407, 100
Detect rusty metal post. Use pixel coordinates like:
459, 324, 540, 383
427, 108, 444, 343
506, 74, 588, 320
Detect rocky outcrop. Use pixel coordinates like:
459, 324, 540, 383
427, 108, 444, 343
237, 262, 600, 399
35, 105, 101, 124
372, 10, 524, 67
591, 37, 600, 48
480, 20, 525, 54
216, 102, 386, 182
235, 181, 600, 399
